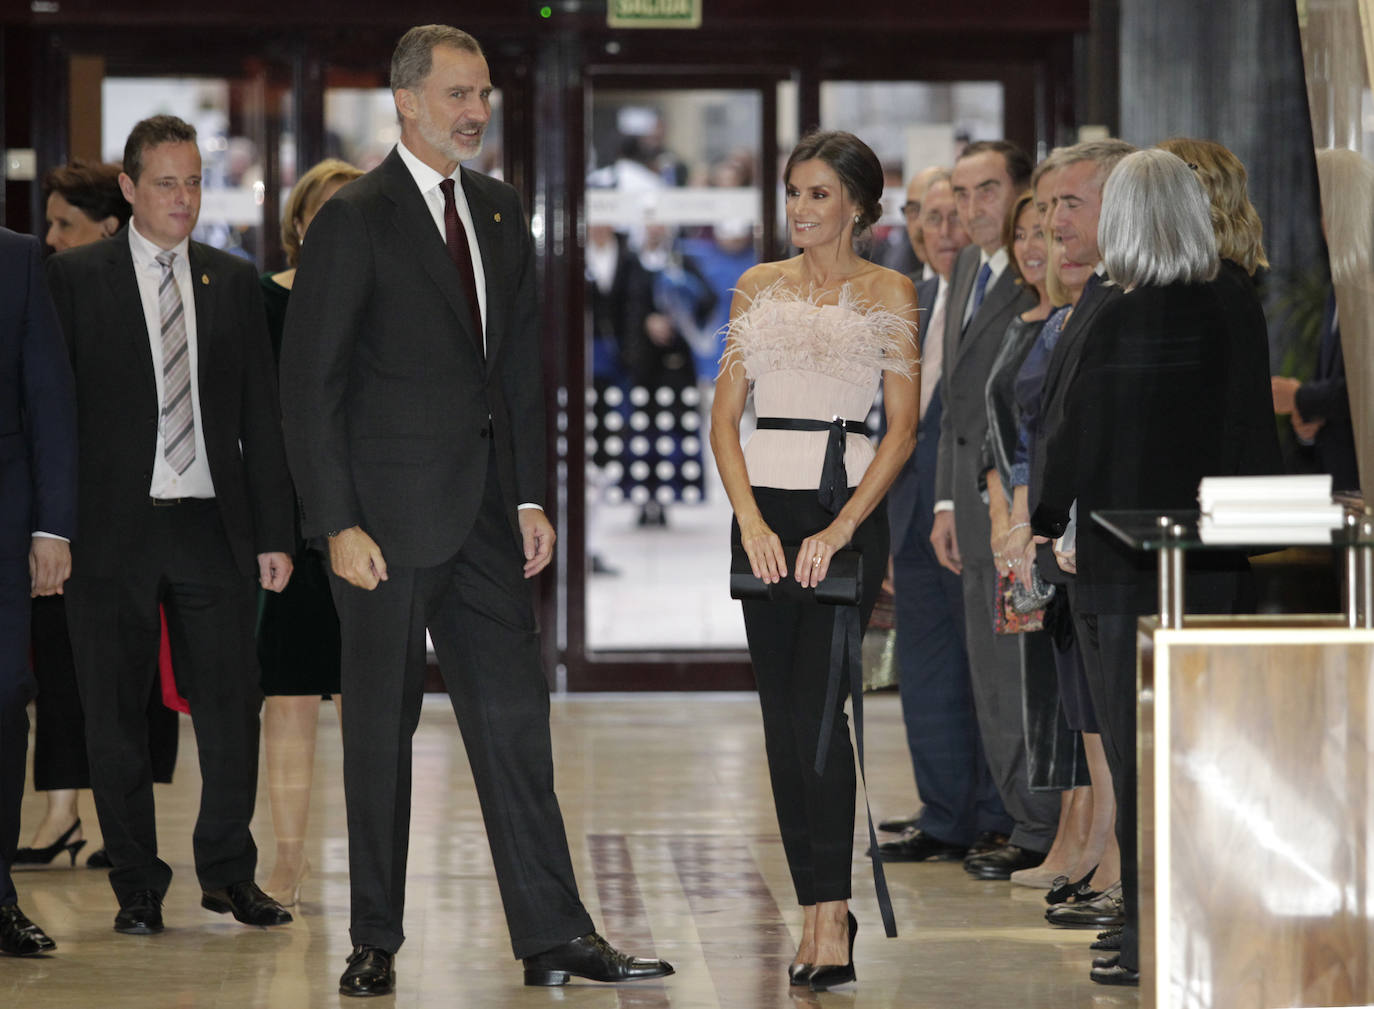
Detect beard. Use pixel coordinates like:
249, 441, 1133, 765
417, 100, 484, 165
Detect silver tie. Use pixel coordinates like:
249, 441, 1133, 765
155, 250, 196, 475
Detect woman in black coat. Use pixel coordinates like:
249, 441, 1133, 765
1031, 148, 1280, 986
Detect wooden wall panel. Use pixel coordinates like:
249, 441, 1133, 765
1142, 623, 1374, 1007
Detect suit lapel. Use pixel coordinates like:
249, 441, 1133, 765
188, 242, 214, 391
463, 170, 503, 371
1044, 279, 1112, 394
105, 235, 159, 407
380, 151, 485, 364
952, 266, 1020, 369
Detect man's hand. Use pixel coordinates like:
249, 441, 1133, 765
29, 537, 72, 597
1292, 409, 1325, 442
329, 527, 388, 590
1271, 376, 1301, 415
257, 551, 294, 592
930, 510, 962, 574
520, 508, 556, 578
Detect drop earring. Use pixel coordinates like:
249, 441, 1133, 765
853, 214, 860, 224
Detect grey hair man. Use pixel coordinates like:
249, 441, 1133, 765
279, 24, 673, 997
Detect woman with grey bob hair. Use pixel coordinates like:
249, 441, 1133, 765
1098, 149, 1219, 289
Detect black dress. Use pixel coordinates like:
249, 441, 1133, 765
257, 273, 342, 695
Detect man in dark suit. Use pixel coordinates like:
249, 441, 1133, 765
45, 115, 297, 936
0, 227, 76, 956
1031, 138, 1137, 985
929, 140, 1061, 880
1272, 294, 1359, 492
878, 173, 1011, 862
279, 25, 673, 997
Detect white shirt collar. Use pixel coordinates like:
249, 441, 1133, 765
396, 138, 458, 195
128, 219, 190, 267
979, 246, 1010, 279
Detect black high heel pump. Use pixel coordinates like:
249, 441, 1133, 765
808, 911, 857, 991
787, 962, 813, 985
13, 819, 86, 867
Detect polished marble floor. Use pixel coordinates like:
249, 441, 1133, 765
6, 694, 1137, 1008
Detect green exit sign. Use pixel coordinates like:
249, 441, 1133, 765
607, 0, 701, 28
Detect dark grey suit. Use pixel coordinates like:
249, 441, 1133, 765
280, 148, 593, 957
888, 276, 1008, 845
934, 244, 1058, 852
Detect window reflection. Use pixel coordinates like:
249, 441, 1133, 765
584, 88, 762, 650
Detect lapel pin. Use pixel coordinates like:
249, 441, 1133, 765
493, 212, 501, 222
201, 273, 210, 285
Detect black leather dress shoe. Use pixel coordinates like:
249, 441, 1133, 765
963, 843, 1046, 880
877, 812, 919, 834
0, 904, 56, 955
114, 890, 164, 934
1091, 926, 1123, 951
1092, 952, 1119, 969
877, 830, 969, 862
201, 881, 292, 926
523, 932, 674, 986
339, 944, 396, 996
1090, 962, 1140, 986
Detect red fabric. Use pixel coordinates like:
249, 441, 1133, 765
158, 605, 189, 714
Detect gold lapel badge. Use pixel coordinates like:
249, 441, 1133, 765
201, 273, 210, 285
493, 212, 501, 222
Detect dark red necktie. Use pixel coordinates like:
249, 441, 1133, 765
439, 177, 485, 358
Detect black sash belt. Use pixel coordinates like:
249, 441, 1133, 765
755, 416, 866, 517
752, 415, 895, 938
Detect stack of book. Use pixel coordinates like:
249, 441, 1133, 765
1198, 474, 1345, 543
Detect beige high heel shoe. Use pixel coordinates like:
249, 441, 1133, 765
265, 859, 311, 908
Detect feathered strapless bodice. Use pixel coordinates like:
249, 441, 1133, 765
721, 280, 917, 490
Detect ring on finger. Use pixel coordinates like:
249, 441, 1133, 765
811, 555, 822, 567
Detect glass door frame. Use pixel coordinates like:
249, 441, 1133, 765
557, 65, 790, 692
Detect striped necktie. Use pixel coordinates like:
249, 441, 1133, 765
155, 250, 196, 474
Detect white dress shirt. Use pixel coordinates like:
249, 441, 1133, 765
129, 221, 216, 500
394, 139, 488, 354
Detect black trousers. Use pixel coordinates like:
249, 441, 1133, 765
329, 456, 592, 957
1074, 611, 1139, 971
734, 488, 886, 905
0, 558, 34, 907
65, 500, 262, 904
31, 595, 178, 790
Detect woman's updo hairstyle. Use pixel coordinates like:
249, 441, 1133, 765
784, 130, 885, 236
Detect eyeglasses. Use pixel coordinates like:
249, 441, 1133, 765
901, 203, 921, 221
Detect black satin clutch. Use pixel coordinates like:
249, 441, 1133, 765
730, 546, 863, 605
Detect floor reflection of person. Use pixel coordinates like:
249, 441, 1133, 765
279, 25, 672, 997
17, 160, 179, 873
256, 157, 363, 907
712, 130, 920, 992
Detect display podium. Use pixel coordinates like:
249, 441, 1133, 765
1094, 511, 1374, 1009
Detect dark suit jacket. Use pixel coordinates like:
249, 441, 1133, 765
45, 229, 294, 578
0, 229, 76, 559
279, 148, 544, 569
888, 276, 941, 554
1034, 281, 1275, 614
1295, 292, 1359, 492
935, 245, 1036, 565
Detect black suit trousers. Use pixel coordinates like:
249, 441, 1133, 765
1073, 610, 1139, 971
329, 451, 592, 957
0, 559, 34, 907
65, 500, 261, 904
31, 596, 178, 790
